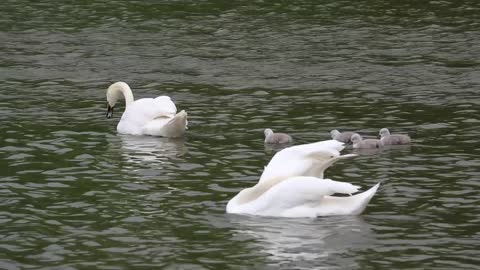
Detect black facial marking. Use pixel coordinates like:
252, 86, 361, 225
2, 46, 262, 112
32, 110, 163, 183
106, 104, 114, 118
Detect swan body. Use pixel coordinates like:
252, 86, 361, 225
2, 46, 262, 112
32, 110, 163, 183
226, 177, 379, 218
227, 140, 380, 217
330, 129, 359, 144
351, 134, 383, 149
379, 128, 411, 145
106, 82, 188, 137
264, 128, 293, 144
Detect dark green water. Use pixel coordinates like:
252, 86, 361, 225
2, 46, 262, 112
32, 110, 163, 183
1, 0, 480, 269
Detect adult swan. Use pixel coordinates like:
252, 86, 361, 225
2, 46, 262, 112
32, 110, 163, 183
105, 82, 188, 137
226, 140, 380, 218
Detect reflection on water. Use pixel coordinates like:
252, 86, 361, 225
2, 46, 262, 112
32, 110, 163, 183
228, 215, 373, 269
264, 143, 292, 153
1, 0, 480, 269
118, 134, 188, 164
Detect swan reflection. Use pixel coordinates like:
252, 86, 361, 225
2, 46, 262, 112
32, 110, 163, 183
118, 135, 187, 165
228, 215, 373, 266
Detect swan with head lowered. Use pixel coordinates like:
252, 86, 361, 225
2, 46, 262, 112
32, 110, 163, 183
105, 82, 188, 137
226, 140, 380, 218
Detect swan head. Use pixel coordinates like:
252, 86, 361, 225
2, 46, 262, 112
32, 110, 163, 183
106, 82, 134, 119
330, 129, 340, 139
106, 104, 114, 119
351, 134, 362, 144
379, 128, 390, 138
264, 128, 274, 138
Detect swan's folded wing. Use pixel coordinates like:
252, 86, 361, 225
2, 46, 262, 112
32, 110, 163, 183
259, 140, 353, 183
253, 177, 361, 217
122, 97, 176, 121
142, 110, 188, 137
151, 96, 178, 118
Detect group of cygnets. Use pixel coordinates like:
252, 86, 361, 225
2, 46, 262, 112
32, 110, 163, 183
331, 128, 411, 148
265, 128, 411, 148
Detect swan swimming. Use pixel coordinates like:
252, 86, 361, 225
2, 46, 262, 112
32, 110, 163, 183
226, 140, 380, 218
264, 128, 293, 144
351, 134, 384, 149
379, 128, 411, 145
330, 129, 359, 144
105, 82, 188, 137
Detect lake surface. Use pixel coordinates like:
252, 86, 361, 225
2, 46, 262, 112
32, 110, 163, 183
1, 0, 480, 269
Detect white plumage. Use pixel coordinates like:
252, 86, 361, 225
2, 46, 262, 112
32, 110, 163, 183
227, 140, 380, 218
106, 82, 188, 137
259, 140, 356, 183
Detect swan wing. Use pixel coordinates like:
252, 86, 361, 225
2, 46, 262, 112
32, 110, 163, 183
319, 183, 380, 216
121, 97, 175, 122
116, 97, 176, 134
152, 96, 178, 117
142, 110, 188, 137
259, 140, 355, 184
231, 177, 365, 217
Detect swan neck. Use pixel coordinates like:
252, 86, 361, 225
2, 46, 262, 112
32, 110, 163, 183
120, 85, 134, 107
108, 82, 135, 107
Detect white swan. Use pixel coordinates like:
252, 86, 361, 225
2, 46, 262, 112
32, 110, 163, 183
106, 82, 188, 137
226, 140, 380, 218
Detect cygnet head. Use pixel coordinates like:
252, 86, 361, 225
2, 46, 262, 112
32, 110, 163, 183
379, 128, 391, 138
351, 134, 363, 144
330, 129, 340, 139
264, 128, 274, 138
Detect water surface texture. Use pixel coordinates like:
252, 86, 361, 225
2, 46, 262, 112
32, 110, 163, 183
1, 0, 480, 269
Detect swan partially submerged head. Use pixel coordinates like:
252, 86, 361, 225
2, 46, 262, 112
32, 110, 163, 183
106, 82, 135, 118
106, 104, 114, 119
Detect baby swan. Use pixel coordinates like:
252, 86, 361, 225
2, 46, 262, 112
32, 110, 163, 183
330, 129, 359, 144
351, 134, 383, 149
379, 128, 411, 145
264, 128, 293, 144
106, 81, 188, 137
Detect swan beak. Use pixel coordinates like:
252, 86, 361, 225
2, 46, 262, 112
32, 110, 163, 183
106, 104, 114, 118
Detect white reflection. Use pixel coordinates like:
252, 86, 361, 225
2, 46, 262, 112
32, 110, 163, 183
228, 215, 373, 266
118, 135, 187, 165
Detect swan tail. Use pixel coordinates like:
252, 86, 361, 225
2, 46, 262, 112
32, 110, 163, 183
142, 110, 188, 137
317, 183, 380, 216
351, 183, 380, 214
